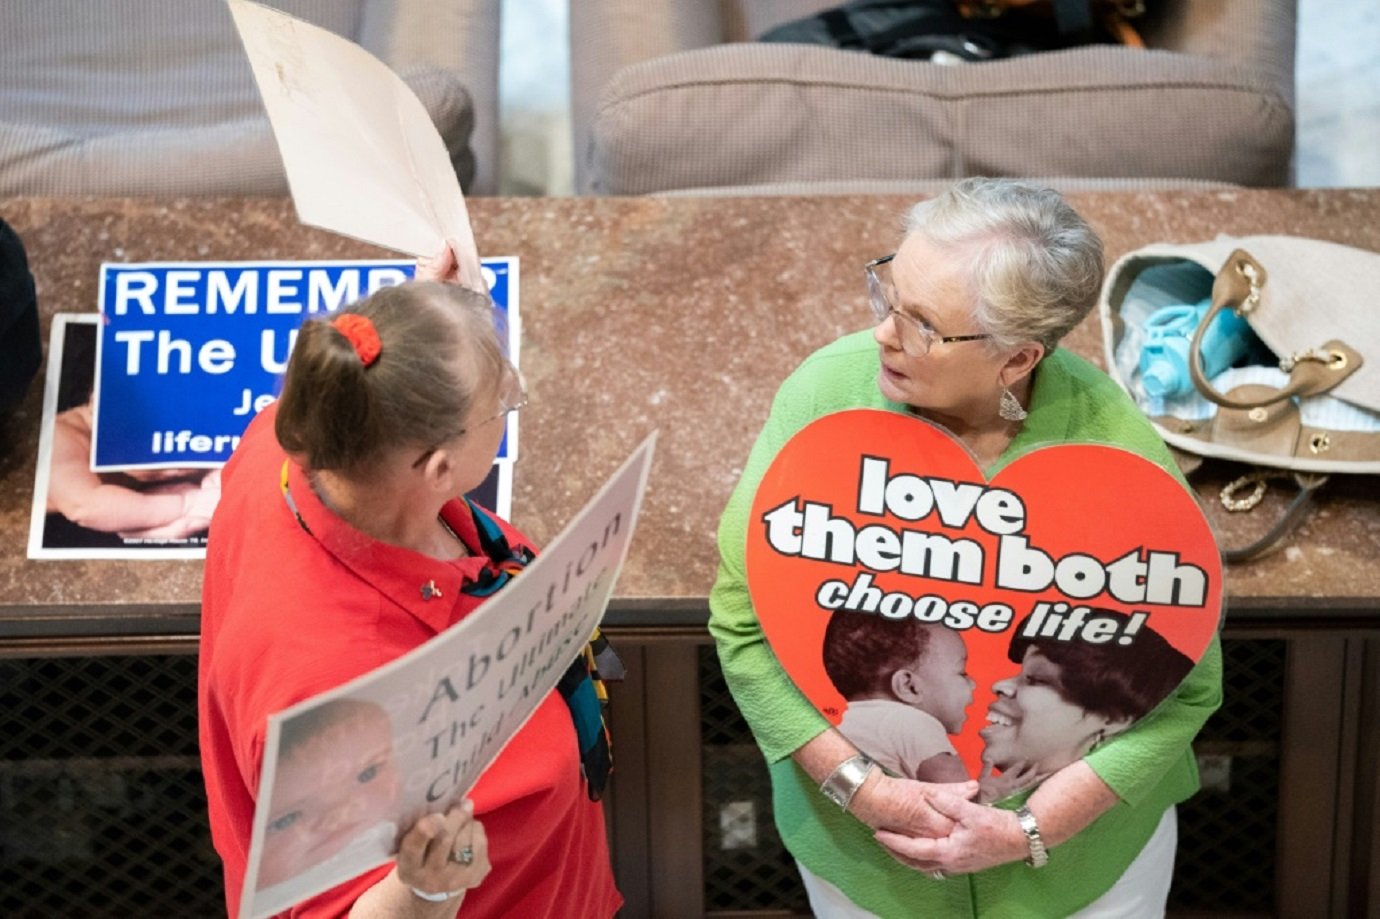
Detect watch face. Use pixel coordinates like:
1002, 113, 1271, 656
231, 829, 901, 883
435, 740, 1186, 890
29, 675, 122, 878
1017, 808, 1048, 866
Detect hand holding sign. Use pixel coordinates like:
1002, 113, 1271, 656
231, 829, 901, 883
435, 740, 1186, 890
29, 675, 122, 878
746, 410, 1221, 800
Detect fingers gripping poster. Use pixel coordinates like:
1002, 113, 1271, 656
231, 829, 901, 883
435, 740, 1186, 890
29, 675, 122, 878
745, 410, 1222, 802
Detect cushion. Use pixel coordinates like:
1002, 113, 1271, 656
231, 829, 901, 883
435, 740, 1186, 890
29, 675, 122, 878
587, 43, 1294, 195
0, 0, 474, 195
659, 177, 1242, 197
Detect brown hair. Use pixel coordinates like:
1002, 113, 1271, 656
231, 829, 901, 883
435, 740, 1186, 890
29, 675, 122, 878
275, 282, 505, 473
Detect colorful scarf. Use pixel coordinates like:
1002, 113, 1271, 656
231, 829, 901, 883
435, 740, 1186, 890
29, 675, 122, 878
459, 499, 621, 800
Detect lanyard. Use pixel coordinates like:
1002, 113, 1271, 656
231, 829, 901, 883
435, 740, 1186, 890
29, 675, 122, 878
278, 459, 534, 591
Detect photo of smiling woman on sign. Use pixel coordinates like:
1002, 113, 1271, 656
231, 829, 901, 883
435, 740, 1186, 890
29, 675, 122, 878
978, 610, 1196, 804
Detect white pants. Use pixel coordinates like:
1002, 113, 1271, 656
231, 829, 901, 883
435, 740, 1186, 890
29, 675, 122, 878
798, 807, 1178, 919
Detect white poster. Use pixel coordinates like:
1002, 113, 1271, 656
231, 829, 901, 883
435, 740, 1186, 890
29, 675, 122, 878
227, 0, 484, 288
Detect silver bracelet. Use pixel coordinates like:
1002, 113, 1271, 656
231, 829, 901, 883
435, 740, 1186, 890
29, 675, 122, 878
410, 885, 464, 903
819, 753, 876, 812
1016, 805, 1049, 868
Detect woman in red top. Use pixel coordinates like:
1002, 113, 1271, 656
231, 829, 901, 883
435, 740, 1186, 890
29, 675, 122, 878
199, 251, 622, 918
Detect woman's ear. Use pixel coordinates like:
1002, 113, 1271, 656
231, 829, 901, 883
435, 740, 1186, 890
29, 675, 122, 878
1088, 715, 1135, 751
999, 341, 1046, 388
1101, 715, 1134, 739
418, 446, 459, 493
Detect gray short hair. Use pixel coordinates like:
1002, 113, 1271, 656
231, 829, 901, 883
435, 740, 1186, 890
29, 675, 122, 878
903, 178, 1104, 352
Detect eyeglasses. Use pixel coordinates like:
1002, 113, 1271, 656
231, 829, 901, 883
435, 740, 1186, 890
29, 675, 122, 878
411, 364, 528, 469
865, 254, 991, 357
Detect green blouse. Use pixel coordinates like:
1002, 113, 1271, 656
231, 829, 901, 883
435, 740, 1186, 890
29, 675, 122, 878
708, 331, 1223, 918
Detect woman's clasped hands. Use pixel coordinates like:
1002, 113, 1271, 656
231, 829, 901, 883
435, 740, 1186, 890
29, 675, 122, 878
848, 770, 975, 840
847, 770, 1029, 879
872, 788, 1029, 879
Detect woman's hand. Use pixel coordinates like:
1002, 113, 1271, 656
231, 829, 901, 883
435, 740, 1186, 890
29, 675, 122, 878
791, 730, 977, 839
415, 244, 460, 284
396, 800, 491, 900
877, 759, 1123, 878
850, 772, 979, 839
348, 801, 491, 917
874, 793, 1027, 876
976, 760, 1047, 805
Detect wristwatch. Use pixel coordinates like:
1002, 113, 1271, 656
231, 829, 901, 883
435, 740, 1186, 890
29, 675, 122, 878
819, 753, 876, 812
1016, 805, 1049, 868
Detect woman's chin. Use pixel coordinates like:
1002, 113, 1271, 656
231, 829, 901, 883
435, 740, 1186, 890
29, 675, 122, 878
979, 724, 1012, 755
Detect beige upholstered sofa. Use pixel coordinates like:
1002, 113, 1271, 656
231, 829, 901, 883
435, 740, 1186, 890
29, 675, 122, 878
572, 0, 1296, 195
0, 0, 500, 196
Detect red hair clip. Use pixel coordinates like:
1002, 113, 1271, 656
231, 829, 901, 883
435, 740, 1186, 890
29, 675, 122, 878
332, 313, 382, 367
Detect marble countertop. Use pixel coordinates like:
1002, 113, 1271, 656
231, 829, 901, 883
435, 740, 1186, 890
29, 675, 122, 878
2, 190, 1378, 638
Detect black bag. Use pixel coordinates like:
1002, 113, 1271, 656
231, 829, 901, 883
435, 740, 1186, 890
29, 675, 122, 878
0, 217, 42, 416
758, 0, 1120, 62
760, 0, 1053, 61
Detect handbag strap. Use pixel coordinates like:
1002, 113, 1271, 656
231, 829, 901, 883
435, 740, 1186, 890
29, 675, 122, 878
1217, 470, 1329, 563
1188, 248, 1363, 410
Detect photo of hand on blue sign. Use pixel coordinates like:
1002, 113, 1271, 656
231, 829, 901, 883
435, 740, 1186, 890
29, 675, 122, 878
28, 259, 518, 559
29, 316, 220, 556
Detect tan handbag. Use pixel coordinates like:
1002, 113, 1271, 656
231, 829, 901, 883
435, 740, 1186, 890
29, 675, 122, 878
1101, 235, 1380, 560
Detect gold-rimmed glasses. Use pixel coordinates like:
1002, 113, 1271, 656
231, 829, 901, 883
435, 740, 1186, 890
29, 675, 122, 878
865, 254, 991, 357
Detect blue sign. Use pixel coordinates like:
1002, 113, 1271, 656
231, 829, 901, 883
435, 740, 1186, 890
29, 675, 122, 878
94, 258, 518, 469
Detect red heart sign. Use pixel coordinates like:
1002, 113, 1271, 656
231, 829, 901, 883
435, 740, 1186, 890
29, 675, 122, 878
746, 410, 1222, 799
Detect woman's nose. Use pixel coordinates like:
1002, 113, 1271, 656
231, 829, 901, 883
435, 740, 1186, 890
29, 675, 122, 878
873, 311, 901, 349
992, 677, 1015, 697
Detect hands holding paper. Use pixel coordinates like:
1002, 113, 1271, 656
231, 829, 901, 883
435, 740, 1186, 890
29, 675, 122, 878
874, 760, 1122, 879
346, 801, 490, 917
400, 801, 491, 897
874, 792, 1029, 878
389, 802, 491, 915
793, 729, 978, 839
415, 243, 462, 285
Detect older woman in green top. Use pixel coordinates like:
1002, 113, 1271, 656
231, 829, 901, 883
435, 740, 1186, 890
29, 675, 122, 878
709, 178, 1222, 918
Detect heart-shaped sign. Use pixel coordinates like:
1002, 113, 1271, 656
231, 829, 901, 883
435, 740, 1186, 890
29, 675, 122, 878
746, 410, 1222, 800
